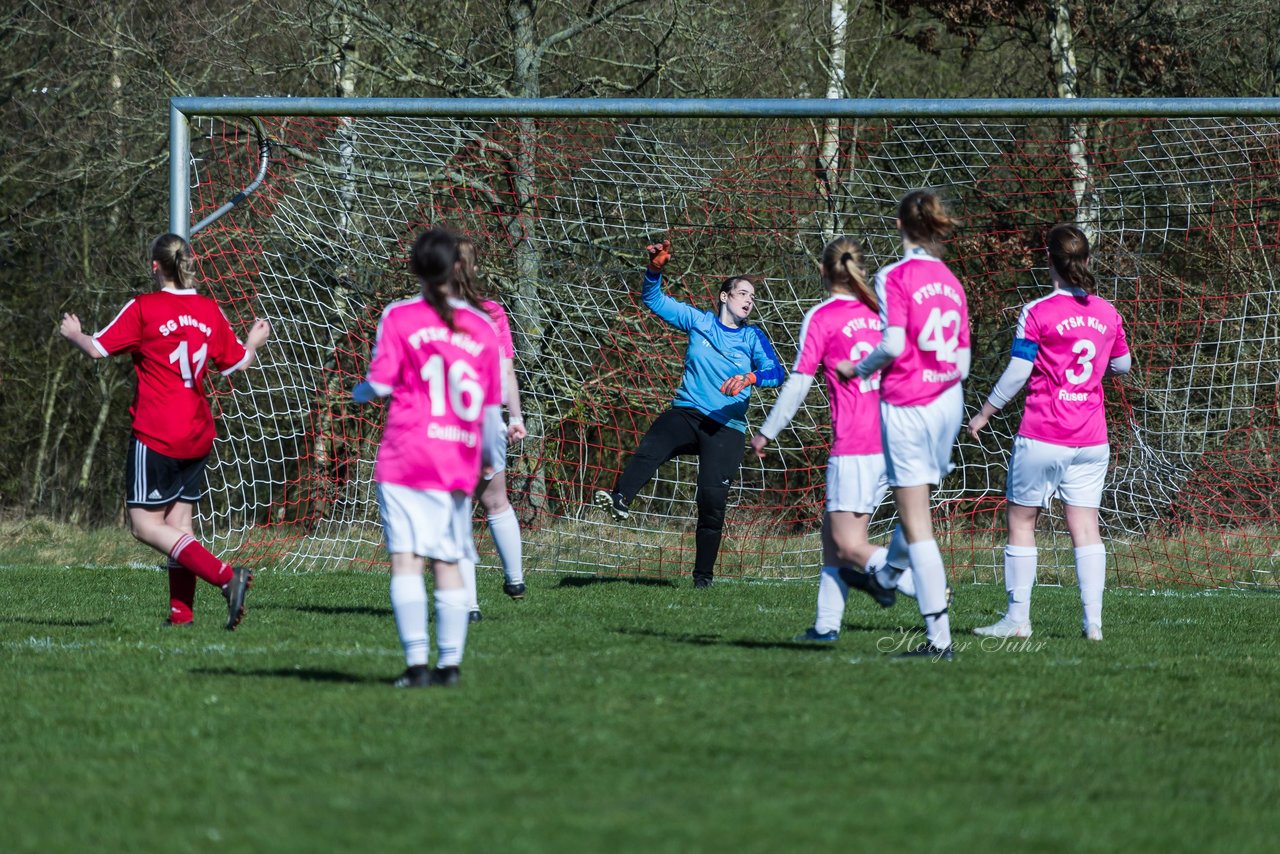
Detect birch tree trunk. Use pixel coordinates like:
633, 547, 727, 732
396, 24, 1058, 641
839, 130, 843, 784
817, 0, 849, 242
309, 4, 360, 526
1048, 0, 1098, 241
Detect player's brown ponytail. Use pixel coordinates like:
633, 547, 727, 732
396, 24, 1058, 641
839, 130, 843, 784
821, 235, 877, 313
898, 190, 957, 257
411, 228, 460, 329
1047, 223, 1095, 294
454, 236, 488, 310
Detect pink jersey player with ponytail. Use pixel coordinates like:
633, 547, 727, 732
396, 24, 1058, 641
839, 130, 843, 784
352, 227, 505, 690
751, 235, 896, 643
840, 190, 971, 660
968, 223, 1131, 644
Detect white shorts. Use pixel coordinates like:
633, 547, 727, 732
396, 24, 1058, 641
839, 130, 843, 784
826, 454, 890, 514
377, 482, 479, 563
483, 428, 509, 481
880, 383, 963, 488
1006, 436, 1109, 509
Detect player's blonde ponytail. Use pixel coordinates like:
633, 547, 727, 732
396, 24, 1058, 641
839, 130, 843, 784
821, 235, 876, 313
150, 233, 197, 289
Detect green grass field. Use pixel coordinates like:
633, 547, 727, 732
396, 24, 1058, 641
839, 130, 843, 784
4, 556, 1279, 852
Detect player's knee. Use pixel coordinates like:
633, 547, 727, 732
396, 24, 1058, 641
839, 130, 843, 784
126, 517, 154, 545
480, 488, 509, 515
833, 541, 864, 566
695, 487, 730, 527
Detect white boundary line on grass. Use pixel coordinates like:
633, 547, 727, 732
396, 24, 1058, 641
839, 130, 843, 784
6, 636, 402, 658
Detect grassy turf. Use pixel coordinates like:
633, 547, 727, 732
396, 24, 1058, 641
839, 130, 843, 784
3, 563, 1278, 853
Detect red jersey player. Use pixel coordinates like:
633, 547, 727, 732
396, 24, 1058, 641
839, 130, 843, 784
59, 233, 271, 629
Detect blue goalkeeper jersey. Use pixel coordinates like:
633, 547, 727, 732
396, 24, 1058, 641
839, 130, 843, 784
642, 269, 784, 432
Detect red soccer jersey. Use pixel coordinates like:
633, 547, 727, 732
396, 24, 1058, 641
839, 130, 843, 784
93, 289, 250, 459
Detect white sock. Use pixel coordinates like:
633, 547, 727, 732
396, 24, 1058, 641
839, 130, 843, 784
893, 563, 916, 599
459, 558, 478, 612
433, 587, 469, 667
876, 527, 912, 595
863, 546, 889, 576
487, 508, 524, 585
815, 565, 848, 635
1004, 544, 1037, 624
1075, 543, 1106, 630
390, 575, 429, 667
907, 539, 951, 649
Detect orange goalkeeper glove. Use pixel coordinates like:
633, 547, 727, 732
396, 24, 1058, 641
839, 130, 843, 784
646, 239, 672, 273
720, 372, 757, 396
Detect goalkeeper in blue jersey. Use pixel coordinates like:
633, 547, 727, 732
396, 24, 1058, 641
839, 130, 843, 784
594, 240, 785, 587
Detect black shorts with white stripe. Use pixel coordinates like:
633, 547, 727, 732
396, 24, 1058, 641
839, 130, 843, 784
125, 436, 208, 508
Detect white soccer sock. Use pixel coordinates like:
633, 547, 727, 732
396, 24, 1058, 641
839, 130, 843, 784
487, 508, 524, 585
1004, 544, 1038, 625
459, 558, 478, 612
863, 546, 889, 576
907, 539, 951, 649
876, 527, 911, 592
390, 574, 430, 667
433, 587, 469, 667
815, 565, 848, 635
1075, 543, 1107, 630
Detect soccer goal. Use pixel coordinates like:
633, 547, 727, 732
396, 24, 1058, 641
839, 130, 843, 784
171, 96, 1280, 588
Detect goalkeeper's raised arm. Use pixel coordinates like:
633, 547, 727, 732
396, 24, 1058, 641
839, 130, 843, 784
592, 238, 784, 588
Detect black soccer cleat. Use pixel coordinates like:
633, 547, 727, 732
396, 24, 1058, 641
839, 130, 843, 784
896, 642, 954, 661
429, 665, 461, 688
693, 576, 713, 589
593, 489, 630, 521
468, 609, 483, 624
838, 566, 896, 609
393, 664, 432, 688
502, 581, 526, 600
222, 566, 253, 631
793, 626, 839, 642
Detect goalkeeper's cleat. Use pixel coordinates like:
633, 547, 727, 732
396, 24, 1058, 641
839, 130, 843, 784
429, 665, 461, 688
502, 581, 526, 600
468, 609, 483, 624
973, 616, 1033, 638
393, 664, 432, 688
896, 642, 954, 661
693, 575, 714, 589
793, 626, 840, 642
593, 489, 630, 521
838, 566, 897, 608
222, 566, 253, 631
1083, 623, 1103, 641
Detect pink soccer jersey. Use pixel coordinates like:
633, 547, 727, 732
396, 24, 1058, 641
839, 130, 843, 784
793, 295, 883, 456
482, 299, 515, 360
1015, 289, 1129, 447
365, 297, 502, 492
876, 247, 971, 407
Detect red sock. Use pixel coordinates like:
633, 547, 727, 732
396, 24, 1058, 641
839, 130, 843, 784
170, 534, 233, 587
168, 559, 196, 624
